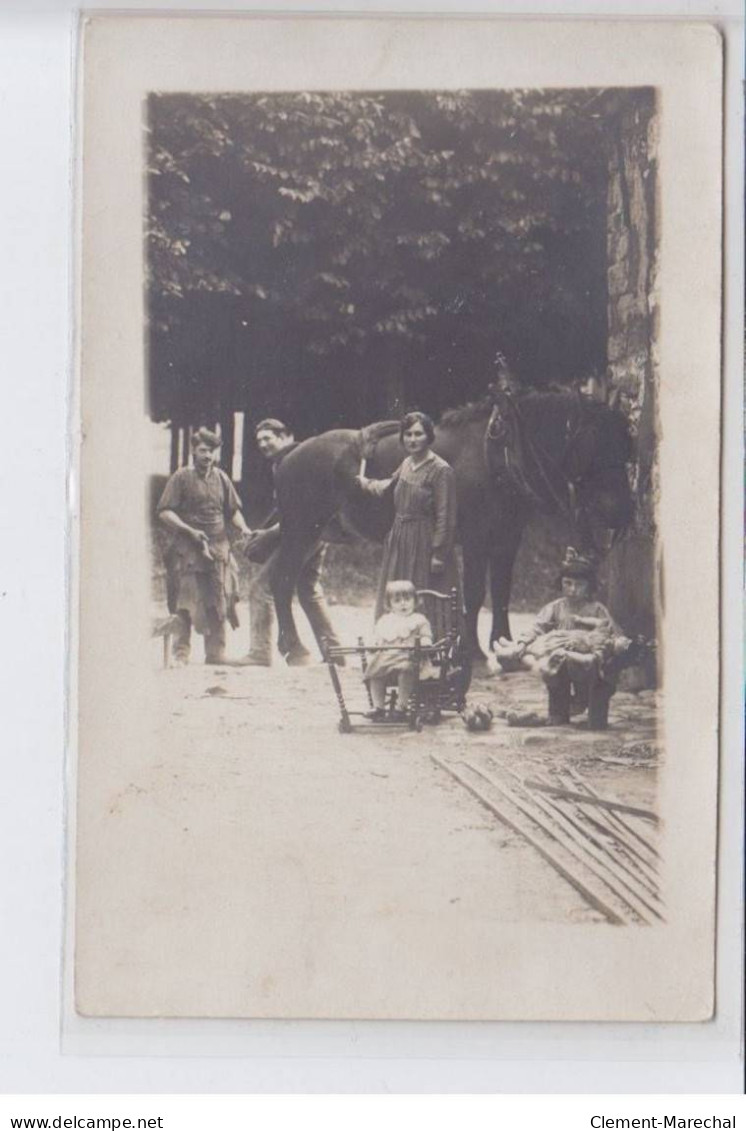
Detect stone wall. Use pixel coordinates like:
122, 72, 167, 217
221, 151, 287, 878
605, 92, 660, 658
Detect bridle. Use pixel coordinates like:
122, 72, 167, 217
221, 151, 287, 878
484, 392, 630, 531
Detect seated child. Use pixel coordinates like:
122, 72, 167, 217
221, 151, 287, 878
364, 580, 433, 720
494, 548, 630, 730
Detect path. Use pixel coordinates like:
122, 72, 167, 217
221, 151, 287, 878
76, 604, 661, 1017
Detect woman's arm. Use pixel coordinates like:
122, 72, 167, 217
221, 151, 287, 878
356, 473, 397, 497
430, 463, 457, 573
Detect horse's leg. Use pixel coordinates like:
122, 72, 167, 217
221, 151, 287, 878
267, 529, 318, 663
461, 537, 489, 663
296, 543, 343, 658
488, 515, 526, 646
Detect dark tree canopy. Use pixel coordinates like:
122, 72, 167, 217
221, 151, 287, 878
147, 87, 652, 434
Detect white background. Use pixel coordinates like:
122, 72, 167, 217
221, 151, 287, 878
0, 0, 743, 1098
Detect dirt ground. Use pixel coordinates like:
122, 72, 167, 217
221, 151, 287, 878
77, 600, 661, 1016
145, 602, 661, 936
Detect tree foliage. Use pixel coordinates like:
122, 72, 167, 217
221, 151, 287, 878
147, 87, 650, 430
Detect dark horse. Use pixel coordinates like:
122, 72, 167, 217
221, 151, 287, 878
269, 388, 634, 662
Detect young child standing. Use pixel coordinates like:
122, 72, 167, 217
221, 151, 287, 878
494, 548, 630, 730
363, 580, 433, 720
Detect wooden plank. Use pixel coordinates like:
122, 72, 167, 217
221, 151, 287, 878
169, 422, 179, 473
565, 802, 660, 886
463, 760, 654, 925
430, 756, 626, 926
523, 779, 659, 824
530, 770, 660, 895
219, 414, 235, 479
514, 770, 663, 918
559, 787, 660, 883
565, 769, 661, 859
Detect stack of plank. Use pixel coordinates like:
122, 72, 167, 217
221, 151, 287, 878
431, 754, 662, 926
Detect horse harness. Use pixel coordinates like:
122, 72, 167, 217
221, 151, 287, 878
353, 400, 628, 526
484, 391, 627, 522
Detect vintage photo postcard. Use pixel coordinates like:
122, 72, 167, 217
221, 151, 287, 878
74, 16, 722, 1020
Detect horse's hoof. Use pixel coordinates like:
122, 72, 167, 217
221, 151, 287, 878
285, 649, 313, 667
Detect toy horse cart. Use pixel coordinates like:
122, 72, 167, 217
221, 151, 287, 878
324, 588, 472, 733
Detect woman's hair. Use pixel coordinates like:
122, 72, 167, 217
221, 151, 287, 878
399, 410, 435, 444
384, 579, 417, 607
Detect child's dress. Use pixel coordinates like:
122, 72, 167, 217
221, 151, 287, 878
363, 611, 433, 683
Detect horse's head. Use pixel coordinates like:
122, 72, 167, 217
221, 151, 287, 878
482, 386, 634, 550
563, 399, 634, 545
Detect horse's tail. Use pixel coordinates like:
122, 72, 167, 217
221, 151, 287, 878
359, 420, 400, 461
332, 421, 399, 487
330, 430, 364, 492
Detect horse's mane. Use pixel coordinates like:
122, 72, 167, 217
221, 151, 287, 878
439, 395, 493, 427
439, 385, 577, 428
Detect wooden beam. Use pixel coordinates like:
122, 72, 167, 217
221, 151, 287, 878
219, 414, 235, 479
562, 795, 660, 886
565, 768, 660, 859
169, 423, 179, 473
510, 769, 663, 920
465, 760, 656, 925
430, 755, 626, 926
521, 768, 660, 894
523, 779, 659, 824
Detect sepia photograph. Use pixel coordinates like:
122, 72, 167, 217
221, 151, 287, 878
74, 17, 722, 1021
147, 84, 659, 915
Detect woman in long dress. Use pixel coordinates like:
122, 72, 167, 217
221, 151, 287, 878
357, 410, 462, 638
